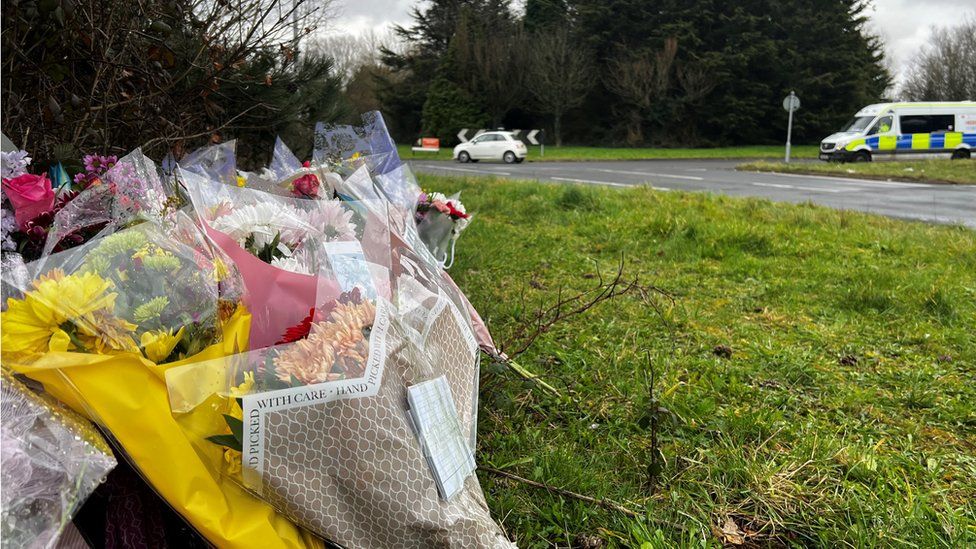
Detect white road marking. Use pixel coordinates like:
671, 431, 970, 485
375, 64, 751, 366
551, 177, 630, 188
746, 170, 932, 188
421, 165, 511, 176
596, 169, 704, 181
751, 182, 850, 193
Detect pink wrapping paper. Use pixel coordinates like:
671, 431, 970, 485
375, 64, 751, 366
205, 224, 339, 349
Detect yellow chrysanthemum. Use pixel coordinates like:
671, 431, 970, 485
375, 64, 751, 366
1, 270, 119, 359
139, 326, 185, 363
236, 175, 246, 187
230, 371, 255, 398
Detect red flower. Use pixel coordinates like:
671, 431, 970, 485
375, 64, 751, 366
277, 308, 315, 344
445, 201, 470, 219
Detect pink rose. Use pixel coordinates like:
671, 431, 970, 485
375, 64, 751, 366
2, 173, 55, 229
291, 173, 319, 198
432, 200, 451, 214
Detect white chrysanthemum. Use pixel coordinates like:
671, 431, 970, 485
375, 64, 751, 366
428, 192, 447, 203
271, 248, 315, 274
211, 202, 307, 250
1, 150, 31, 179
450, 199, 467, 215
304, 200, 357, 241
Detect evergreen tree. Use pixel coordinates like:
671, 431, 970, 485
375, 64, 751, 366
379, 0, 514, 141
524, 0, 568, 31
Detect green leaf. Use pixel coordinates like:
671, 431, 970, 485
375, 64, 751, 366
206, 434, 242, 452
222, 414, 244, 443
290, 374, 303, 387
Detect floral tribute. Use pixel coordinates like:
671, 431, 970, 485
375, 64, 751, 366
414, 190, 472, 268
1, 112, 510, 549
2, 150, 120, 260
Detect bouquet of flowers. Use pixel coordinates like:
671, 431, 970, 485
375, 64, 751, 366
1, 162, 316, 548
167, 240, 512, 548
180, 166, 392, 350
414, 190, 472, 268
1, 148, 120, 261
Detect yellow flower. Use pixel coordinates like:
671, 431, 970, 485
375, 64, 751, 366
230, 371, 255, 398
236, 175, 246, 187
212, 257, 230, 283
132, 246, 150, 260
139, 327, 185, 363
49, 329, 72, 352
1, 270, 119, 359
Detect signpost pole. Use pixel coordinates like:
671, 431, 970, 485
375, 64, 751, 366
541, 130, 545, 158
785, 105, 794, 163
783, 90, 799, 164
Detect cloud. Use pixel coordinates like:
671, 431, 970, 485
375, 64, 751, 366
328, 0, 414, 35
866, 0, 968, 82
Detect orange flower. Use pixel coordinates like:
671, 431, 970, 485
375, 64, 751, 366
273, 299, 375, 385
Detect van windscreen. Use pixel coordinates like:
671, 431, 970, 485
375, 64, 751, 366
840, 116, 874, 132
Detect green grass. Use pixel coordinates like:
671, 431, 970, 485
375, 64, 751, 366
399, 144, 820, 162
739, 159, 976, 185
427, 174, 976, 547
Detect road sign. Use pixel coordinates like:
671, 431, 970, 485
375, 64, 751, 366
457, 129, 470, 143
783, 92, 801, 113
510, 129, 522, 138
526, 129, 541, 145
783, 91, 799, 163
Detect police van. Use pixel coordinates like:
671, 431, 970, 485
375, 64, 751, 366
819, 101, 976, 162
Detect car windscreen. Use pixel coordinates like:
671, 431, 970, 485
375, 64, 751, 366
839, 116, 874, 133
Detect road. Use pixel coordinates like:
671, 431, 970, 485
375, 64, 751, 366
407, 159, 976, 228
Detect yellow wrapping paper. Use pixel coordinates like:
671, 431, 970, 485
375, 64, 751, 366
9, 309, 322, 549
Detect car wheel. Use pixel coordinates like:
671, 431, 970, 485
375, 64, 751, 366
853, 151, 871, 163
951, 149, 970, 160
458, 151, 471, 163
514, 158, 524, 163
503, 151, 516, 164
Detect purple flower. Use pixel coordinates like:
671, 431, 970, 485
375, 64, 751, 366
1, 191, 18, 251
73, 154, 118, 188
1, 150, 31, 179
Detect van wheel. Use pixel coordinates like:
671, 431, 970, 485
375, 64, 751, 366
503, 151, 517, 164
951, 149, 970, 160
853, 151, 872, 163
458, 151, 471, 163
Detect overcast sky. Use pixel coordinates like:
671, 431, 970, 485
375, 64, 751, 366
328, 0, 970, 84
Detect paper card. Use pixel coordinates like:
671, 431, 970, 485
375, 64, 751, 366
407, 376, 476, 501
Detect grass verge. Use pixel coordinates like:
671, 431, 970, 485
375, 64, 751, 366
739, 159, 976, 185
426, 174, 976, 548
399, 144, 820, 162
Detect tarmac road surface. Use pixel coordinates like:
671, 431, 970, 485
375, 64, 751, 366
408, 159, 976, 228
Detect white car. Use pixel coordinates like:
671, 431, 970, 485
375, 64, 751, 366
453, 131, 527, 163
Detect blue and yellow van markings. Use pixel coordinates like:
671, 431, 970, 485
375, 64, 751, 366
845, 132, 975, 152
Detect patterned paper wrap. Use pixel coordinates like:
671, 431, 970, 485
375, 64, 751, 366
165, 193, 512, 547
1, 371, 117, 549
